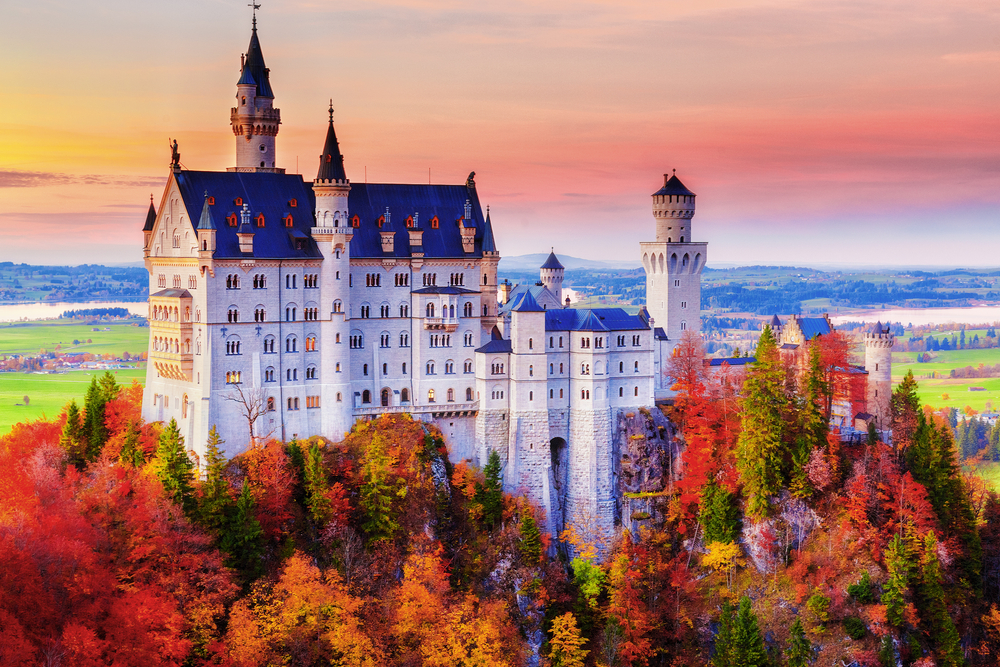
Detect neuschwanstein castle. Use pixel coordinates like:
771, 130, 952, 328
142, 17, 767, 540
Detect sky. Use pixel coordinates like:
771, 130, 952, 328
1, 0, 998, 267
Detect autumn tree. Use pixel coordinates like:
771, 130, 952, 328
737, 324, 788, 519
477, 448, 504, 530
154, 418, 196, 514
606, 541, 652, 667
549, 612, 589, 667
359, 432, 404, 542
881, 533, 912, 628
223, 382, 269, 443
303, 441, 333, 525
520, 509, 542, 565
791, 341, 828, 497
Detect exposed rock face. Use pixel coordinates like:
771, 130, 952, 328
613, 407, 681, 535
742, 491, 821, 573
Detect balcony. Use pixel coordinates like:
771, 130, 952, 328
423, 317, 459, 332
353, 401, 478, 418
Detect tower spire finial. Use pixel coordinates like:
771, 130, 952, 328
249, 1, 260, 30
328, 99, 334, 124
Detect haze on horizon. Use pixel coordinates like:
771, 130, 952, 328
1, 0, 998, 267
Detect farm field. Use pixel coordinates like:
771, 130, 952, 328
968, 461, 1000, 492
0, 319, 148, 357
893, 346, 1000, 412
0, 368, 146, 434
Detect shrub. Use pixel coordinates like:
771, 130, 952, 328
806, 590, 831, 632
843, 616, 866, 640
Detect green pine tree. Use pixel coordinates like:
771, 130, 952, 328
477, 448, 504, 529
359, 433, 403, 542
154, 418, 196, 515
700, 478, 740, 544
303, 441, 332, 525
791, 343, 827, 497
881, 533, 912, 627
785, 617, 811, 667
916, 532, 964, 667
118, 420, 145, 467
59, 399, 85, 466
732, 595, 768, 667
712, 599, 734, 667
81, 377, 108, 461
519, 510, 542, 565
195, 426, 231, 535
220, 483, 264, 582
736, 325, 788, 519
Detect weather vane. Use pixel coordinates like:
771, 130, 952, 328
249, 2, 261, 28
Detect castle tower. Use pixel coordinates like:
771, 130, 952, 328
507, 291, 557, 535
864, 321, 894, 430
230, 14, 282, 172
312, 103, 354, 438
539, 249, 565, 305
640, 172, 707, 346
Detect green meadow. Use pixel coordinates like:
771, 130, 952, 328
0, 368, 146, 434
893, 345, 1000, 413
0, 319, 149, 357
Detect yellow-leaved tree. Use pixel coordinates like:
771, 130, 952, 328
548, 612, 589, 667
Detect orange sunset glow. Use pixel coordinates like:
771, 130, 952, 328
2, 0, 998, 265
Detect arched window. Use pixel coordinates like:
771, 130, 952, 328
619, 387, 624, 397
528, 338, 533, 350
227, 307, 239, 323
286, 336, 297, 352
426, 303, 435, 318
333, 300, 342, 313
463, 302, 473, 317
635, 386, 639, 396
305, 335, 317, 351
447, 388, 455, 402
466, 387, 473, 401
529, 365, 533, 377
267, 397, 275, 411
363, 364, 368, 376
428, 389, 436, 403
634, 360, 639, 372
362, 390, 371, 404
401, 388, 410, 403
264, 336, 275, 353
426, 361, 435, 375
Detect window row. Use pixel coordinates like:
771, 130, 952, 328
152, 336, 190, 355
156, 274, 198, 290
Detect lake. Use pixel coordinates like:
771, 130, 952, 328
831, 305, 1000, 327
0, 301, 147, 323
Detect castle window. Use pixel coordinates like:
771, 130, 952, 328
634, 361, 639, 372
363, 364, 368, 376
380, 304, 389, 318
360, 305, 370, 318
173, 275, 181, 288
400, 332, 409, 347
265, 367, 275, 382
466, 387, 473, 401
362, 390, 371, 404
225, 338, 241, 355
560, 363, 564, 374
380, 333, 390, 348
234, 197, 243, 207
464, 360, 473, 373
256, 213, 265, 227
189, 276, 197, 289
427, 361, 435, 375
447, 388, 455, 402
430, 216, 439, 229
529, 365, 533, 377
382, 363, 387, 375
333, 300, 342, 313
619, 387, 624, 397
267, 397, 275, 411
581, 389, 590, 399
426, 303, 435, 318
284, 215, 293, 228
336, 362, 341, 372
402, 362, 407, 374
635, 386, 639, 396
528, 338, 533, 350
286, 336, 297, 352
289, 199, 297, 208
226, 371, 241, 384
350, 334, 363, 349
529, 391, 533, 401
582, 363, 590, 375
463, 302, 473, 317
286, 306, 297, 321
680, 237, 684, 242
875, 363, 879, 371
619, 361, 624, 373
681, 301, 687, 309
446, 361, 454, 374
550, 389, 554, 399
307, 395, 320, 409
254, 308, 265, 322
305, 335, 316, 351
172, 233, 180, 248
560, 388, 564, 398
263, 336, 275, 353
227, 213, 238, 227
401, 388, 410, 403
337, 392, 343, 402
352, 215, 360, 228
674, 279, 680, 287
680, 321, 687, 331
227, 307, 239, 323
428, 389, 436, 403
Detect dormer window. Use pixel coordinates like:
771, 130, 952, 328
234, 197, 243, 206
289, 199, 297, 208
227, 213, 238, 227
405, 216, 414, 228
430, 216, 439, 229
284, 215, 293, 228
207, 196, 215, 205
377, 215, 385, 229
256, 213, 265, 228
352, 215, 360, 228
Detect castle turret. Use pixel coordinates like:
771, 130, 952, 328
196, 192, 216, 277
640, 172, 707, 349
864, 321, 894, 429
540, 249, 565, 305
311, 103, 354, 438
230, 14, 282, 172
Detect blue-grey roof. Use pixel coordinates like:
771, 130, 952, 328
171, 171, 498, 261
237, 67, 256, 87
174, 171, 320, 260
412, 286, 478, 295
797, 317, 832, 340
512, 290, 545, 312
653, 174, 695, 197
151, 288, 192, 299
654, 327, 667, 340
770, 314, 781, 327
708, 357, 756, 366
544, 308, 650, 332
475, 338, 512, 354
500, 285, 550, 315
482, 210, 497, 253
317, 115, 347, 182
541, 250, 564, 270
870, 320, 889, 334
345, 183, 494, 259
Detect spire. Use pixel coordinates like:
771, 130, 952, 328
197, 192, 215, 230
142, 196, 157, 232
240, 11, 274, 98
316, 101, 347, 182
482, 206, 497, 253
653, 172, 695, 197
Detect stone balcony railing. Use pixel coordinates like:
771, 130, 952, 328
423, 317, 459, 332
353, 401, 478, 417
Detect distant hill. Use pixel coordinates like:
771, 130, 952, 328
498, 253, 641, 272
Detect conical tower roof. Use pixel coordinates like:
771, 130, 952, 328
197, 192, 215, 230
482, 207, 497, 253
240, 19, 274, 98
142, 197, 157, 232
317, 103, 347, 182
541, 249, 564, 270
653, 173, 695, 197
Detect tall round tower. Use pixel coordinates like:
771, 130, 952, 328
864, 321, 894, 429
652, 171, 696, 243
539, 249, 564, 305
230, 15, 281, 172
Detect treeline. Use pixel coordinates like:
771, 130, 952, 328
60, 307, 135, 319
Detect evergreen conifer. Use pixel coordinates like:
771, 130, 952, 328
303, 441, 332, 525
700, 478, 740, 544
359, 433, 403, 541
154, 418, 196, 515
59, 400, 85, 466
477, 448, 504, 529
195, 426, 231, 535
785, 617, 811, 667
519, 510, 542, 565
81, 377, 108, 461
732, 595, 768, 667
712, 599, 734, 667
221, 483, 264, 582
916, 532, 963, 667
